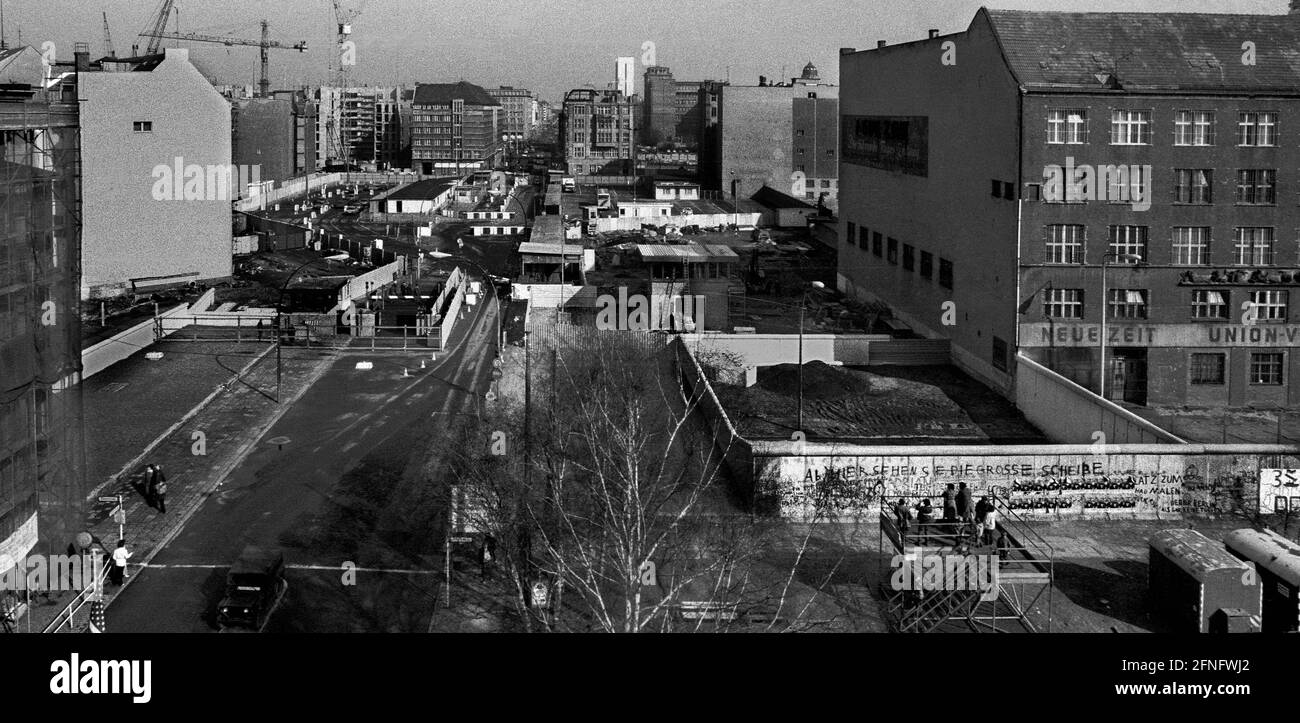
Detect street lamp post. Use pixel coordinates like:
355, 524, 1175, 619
798, 281, 826, 434
1099, 252, 1143, 400
276, 257, 335, 403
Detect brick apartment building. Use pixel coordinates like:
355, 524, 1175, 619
411, 81, 502, 174
838, 7, 1300, 411
560, 87, 636, 179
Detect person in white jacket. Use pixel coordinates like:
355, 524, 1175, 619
110, 539, 132, 585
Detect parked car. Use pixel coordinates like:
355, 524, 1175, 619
342, 204, 362, 215
216, 546, 287, 631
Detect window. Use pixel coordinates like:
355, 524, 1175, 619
939, 258, 953, 290
858, 226, 869, 249
1044, 288, 1084, 319
1189, 353, 1226, 385
991, 179, 1001, 198
1174, 110, 1215, 146
1234, 227, 1275, 265
1047, 109, 1087, 144
1045, 224, 1085, 264
992, 337, 1008, 372
886, 238, 899, 265
133, 121, 153, 133
920, 251, 933, 279
1238, 111, 1278, 147
847, 222, 856, 249
1024, 183, 1043, 201
1235, 169, 1276, 204
1108, 289, 1148, 319
1107, 225, 1148, 260
1249, 353, 1284, 385
902, 244, 915, 271
1249, 290, 1289, 322
1002, 181, 1015, 199
872, 232, 882, 257
1110, 109, 1151, 145
1171, 227, 1211, 265
1173, 169, 1213, 204
1192, 289, 1229, 319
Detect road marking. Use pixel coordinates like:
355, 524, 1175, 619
142, 563, 441, 574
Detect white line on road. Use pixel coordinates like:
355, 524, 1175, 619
141, 563, 442, 574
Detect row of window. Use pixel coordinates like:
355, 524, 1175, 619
1030, 168, 1292, 205
1189, 351, 1286, 386
1046, 109, 1278, 147
846, 222, 953, 289
1042, 288, 1289, 322
1043, 224, 1282, 266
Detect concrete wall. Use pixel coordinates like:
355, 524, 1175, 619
681, 333, 950, 369
512, 284, 599, 308
589, 210, 762, 233
673, 337, 1299, 522
1015, 353, 1183, 444
752, 440, 1299, 522
80, 49, 232, 299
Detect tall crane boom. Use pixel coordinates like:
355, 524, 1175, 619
140, 20, 307, 97
102, 11, 115, 58
140, 0, 177, 56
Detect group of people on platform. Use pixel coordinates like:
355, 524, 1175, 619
892, 483, 1004, 548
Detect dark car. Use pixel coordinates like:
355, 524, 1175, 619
216, 546, 287, 631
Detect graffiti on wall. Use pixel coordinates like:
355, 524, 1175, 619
757, 453, 1292, 521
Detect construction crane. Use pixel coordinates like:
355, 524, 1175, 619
139, 0, 178, 56
326, 1, 363, 168
101, 11, 115, 58
140, 20, 307, 98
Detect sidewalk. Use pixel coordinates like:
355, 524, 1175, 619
21, 347, 335, 633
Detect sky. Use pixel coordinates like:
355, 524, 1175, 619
4, 0, 1286, 102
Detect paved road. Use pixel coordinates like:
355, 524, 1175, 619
106, 295, 499, 632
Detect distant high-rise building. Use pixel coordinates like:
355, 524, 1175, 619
315, 86, 406, 170
561, 88, 636, 179
0, 45, 87, 565
487, 86, 537, 143
616, 56, 636, 98
642, 65, 710, 148
411, 81, 502, 174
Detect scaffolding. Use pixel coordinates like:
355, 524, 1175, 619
0, 57, 87, 585
878, 494, 1054, 633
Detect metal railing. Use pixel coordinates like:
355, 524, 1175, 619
42, 563, 111, 634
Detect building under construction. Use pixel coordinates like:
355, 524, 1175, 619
0, 46, 88, 567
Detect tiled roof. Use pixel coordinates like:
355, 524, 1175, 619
983, 8, 1300, 93
412, 81, 501, 107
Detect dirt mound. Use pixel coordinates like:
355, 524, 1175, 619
758, 361, 876, 400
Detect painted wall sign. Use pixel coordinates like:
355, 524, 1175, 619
756, 453, 1291, 522
1020, 323, 1300, 348
1259, 468, 1300, 514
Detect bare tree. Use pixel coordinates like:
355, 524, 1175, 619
444, 331, 861, 632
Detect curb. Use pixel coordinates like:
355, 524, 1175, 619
104, 349, 336, 612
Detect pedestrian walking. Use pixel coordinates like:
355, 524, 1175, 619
983, 506, 999, 546
974, 496, 993, 546
479, 534, 497, 579
144, 464, 158, 508
942, 483, 958, 522
109, 540, 131, 586
154, 465, 168, 514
